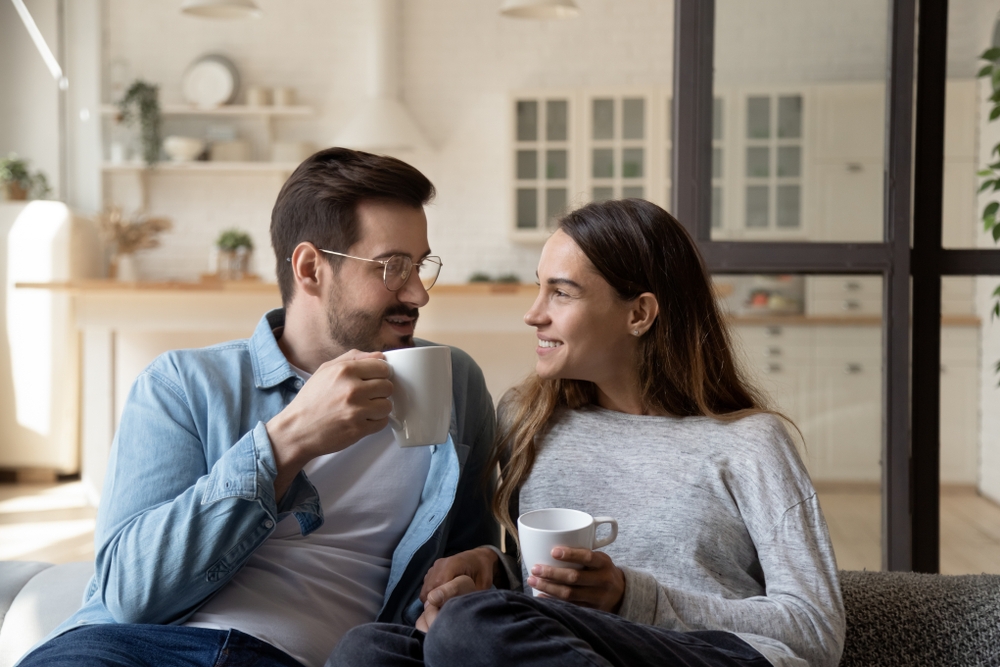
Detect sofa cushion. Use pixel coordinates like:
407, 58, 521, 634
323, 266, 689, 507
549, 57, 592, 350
0, 562, 52, 630
839, 569, 1000, 667
0, 561, 93, 667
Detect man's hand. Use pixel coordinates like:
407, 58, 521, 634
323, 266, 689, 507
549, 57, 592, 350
415, 575, 477, 633
267, 350, 393, 499
413, 547, 500, 632
526, 547, 626, 613
420, 546, 499, 602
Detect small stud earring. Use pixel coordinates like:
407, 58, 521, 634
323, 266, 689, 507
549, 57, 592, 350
633, 329, 640, 336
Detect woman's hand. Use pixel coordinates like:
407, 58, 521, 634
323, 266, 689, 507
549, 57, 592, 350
415, 547, 500, 632
526, 547, 626, 613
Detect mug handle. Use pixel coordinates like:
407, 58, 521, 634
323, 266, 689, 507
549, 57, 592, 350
591, 517, 618, 549
383, 361, 404, 432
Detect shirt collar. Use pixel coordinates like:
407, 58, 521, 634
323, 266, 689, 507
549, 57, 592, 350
249, 308, 300, 389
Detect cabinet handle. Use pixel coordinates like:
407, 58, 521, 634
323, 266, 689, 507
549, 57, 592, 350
845, 363, 863, 374
765, 362, 783, 374
765, 326, 783, 337
843, 281, 862, 292
764, 346, 782, 357
842, 299, 861, 311
846, 162, 863, 173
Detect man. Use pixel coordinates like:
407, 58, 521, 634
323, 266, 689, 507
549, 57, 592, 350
19, 148, 502, 667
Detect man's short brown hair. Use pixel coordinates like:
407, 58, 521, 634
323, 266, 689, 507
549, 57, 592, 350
270, 147, 435, 305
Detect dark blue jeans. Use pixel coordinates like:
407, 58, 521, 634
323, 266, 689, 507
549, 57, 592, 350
330, 589, 771, 667
17, 624, 305, 667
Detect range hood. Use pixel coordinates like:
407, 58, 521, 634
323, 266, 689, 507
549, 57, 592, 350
336, 0, 428, 152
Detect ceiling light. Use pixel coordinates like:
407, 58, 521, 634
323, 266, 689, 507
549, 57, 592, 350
181, 0, 262, 19
500, 0, 580, 19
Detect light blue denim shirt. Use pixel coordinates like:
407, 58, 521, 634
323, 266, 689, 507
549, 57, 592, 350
38, 309, 498, 650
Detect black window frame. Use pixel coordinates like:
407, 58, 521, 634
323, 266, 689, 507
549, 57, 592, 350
673, 0, 1000, 572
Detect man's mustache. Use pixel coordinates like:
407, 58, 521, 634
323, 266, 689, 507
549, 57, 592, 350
383, 305, 420, 320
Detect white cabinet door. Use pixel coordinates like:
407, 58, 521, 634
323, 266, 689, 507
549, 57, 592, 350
810, 83, 885, 242
808, 326, 883, 482
940, 326, 979, 484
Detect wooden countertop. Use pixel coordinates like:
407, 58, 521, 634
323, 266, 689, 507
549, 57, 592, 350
13, 280, 982, 326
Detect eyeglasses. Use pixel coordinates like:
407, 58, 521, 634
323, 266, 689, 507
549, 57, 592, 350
317, 249, 443, 291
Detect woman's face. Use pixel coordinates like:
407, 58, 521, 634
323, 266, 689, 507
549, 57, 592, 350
524, 229, 637, 385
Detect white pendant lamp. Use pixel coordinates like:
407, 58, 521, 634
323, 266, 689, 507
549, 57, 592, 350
336, 0, 428, 152
500, 0, 580, 19
181, 0, 262, 19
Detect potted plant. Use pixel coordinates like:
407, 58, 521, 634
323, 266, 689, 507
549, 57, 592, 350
98, 207, 172, 281
0, 153, 51, 201
117, 80, 162, 166
215, 228, 255, 280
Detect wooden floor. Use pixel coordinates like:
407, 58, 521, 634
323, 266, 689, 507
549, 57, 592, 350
2, 481, 1000, 573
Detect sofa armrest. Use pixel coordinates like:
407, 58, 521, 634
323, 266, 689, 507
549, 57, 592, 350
840, 569, 1000, 667
0, 561, 93, 667
0, 563, 53, 630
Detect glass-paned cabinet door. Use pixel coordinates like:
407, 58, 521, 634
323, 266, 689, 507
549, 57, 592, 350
742, 93, 804, 235
514, 98, 571, 235
588, 95, 650, 203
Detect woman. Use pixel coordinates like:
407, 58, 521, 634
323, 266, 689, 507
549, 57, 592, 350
332, 199, 845, 667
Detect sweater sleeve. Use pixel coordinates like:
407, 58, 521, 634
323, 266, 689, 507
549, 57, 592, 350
617, 495, 845, 667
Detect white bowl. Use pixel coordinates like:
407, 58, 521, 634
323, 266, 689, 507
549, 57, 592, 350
163, 136, 205, 162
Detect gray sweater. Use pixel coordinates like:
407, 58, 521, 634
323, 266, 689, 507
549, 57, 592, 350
515, 407, 845, 667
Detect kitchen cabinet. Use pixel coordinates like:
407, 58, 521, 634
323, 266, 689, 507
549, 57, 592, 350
940, 326, 979, 484
809, 326, 882, 482
731, 320, 980, 484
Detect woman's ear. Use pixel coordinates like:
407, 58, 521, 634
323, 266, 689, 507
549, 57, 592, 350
628, 292, 659, 336
289, 242, 324, 298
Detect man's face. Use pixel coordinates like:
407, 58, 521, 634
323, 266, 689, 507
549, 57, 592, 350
324, 200, 432, 353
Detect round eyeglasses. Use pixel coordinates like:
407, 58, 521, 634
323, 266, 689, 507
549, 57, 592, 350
317, 249, 442, 291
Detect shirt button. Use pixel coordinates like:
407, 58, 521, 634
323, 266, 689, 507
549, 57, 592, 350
264, 519, 274, 529
293, 380, 303, 390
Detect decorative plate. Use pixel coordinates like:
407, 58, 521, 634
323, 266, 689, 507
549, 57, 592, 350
182, 55, 240, 109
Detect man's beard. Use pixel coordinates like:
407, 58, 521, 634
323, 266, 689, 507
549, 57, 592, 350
326, 292, 419, 352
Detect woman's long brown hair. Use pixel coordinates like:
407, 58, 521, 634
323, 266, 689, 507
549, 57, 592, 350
490, 198, 780, 547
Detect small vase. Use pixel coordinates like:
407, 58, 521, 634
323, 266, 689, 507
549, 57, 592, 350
113, 254, 139, 282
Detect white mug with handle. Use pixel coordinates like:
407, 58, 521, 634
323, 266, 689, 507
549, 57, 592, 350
382, 345, 452, 447
517, 508, 619, 596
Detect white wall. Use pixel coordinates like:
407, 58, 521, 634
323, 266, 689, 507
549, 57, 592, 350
978, 70, 1000, 501
0, 0, 61, 198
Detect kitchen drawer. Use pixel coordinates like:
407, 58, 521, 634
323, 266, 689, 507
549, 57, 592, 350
814, 326, 882, 364
806, 276, 882, 316
731, 325, 813, 364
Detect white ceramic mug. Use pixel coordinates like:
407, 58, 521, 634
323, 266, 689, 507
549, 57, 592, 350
517, 508, 618, 596
382, 346, 452, 447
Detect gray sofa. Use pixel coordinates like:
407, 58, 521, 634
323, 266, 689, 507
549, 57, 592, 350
1, 563, 998, 666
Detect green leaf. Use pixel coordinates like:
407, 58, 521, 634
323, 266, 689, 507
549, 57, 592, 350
994, 223, 1000, 242
991, 106, 1000, 121
994, 145, 1000, 157
991, 89, 1000, 103
981, 64, 995, 78
987, 202, 1000, 217
994, 179, 1000, 191
980, 169, 996, 177
983, 46, 1000, 61
981, 180, 997, 193
991, 161, 1000, 170
992, 284, 1000, 297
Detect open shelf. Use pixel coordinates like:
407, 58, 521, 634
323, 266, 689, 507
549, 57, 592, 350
102, 161, 300, 173
100, 104, 313, 117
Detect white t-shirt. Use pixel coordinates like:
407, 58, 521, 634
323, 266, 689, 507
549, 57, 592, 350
185, 423, 431, 667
